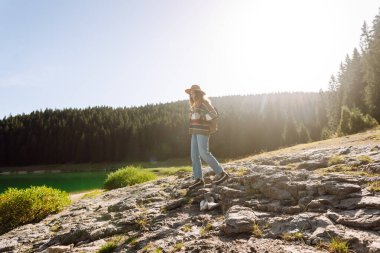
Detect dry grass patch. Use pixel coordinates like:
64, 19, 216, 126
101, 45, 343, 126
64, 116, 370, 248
181, 224, 192, 232
357, 155, 373, 164
368, 180, 380, 193
226, 166, 249, 176
81, 189, 104, 199
200, 223, 213, 236
328, 155, 345, 166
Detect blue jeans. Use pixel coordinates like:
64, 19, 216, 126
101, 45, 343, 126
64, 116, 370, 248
191, 134, 223, 179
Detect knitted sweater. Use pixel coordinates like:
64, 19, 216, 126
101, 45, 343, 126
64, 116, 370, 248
189, 101, 218, 135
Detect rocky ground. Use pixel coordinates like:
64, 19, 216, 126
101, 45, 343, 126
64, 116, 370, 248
0, 129, 380, 253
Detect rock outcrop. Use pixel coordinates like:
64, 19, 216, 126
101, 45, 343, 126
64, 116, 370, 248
0, 133, 379, 253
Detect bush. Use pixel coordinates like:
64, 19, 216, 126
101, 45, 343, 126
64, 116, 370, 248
338, 106, 378, 135
0, 186, 70, 234
103, 166, 157, 190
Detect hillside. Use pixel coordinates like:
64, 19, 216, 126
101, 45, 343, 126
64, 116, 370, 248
0, 92, 327, 167
0, 129, 379, 253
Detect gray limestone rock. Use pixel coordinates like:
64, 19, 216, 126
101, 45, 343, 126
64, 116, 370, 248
328, 209, 380, 230
223, 205, 257, 234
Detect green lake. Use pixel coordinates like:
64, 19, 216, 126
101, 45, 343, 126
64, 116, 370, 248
0, 171, 109, 194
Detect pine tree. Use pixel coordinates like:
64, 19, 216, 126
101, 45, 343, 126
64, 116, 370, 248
363, 9, 380, 121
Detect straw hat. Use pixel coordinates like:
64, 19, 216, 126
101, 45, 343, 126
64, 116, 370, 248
185, 84, 206, 95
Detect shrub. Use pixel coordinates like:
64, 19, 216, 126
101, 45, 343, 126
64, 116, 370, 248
0, 186, 70, 234
338, 106, 378, 135
103, 166, 157, 190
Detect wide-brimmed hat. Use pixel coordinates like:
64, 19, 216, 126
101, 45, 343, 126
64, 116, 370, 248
185, 84, 206, 95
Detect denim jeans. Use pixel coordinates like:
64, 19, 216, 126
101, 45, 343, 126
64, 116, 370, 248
191, 134, 223, 179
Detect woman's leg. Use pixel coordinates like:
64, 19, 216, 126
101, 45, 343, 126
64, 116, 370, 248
197, 134, 223, 174
191, 134, 203, 179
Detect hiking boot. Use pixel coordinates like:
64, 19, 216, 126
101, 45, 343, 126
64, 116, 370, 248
188, 179, 205, 190
213, 171, 229, 185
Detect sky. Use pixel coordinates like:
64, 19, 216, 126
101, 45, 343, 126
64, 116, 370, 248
0, 0, 379, 118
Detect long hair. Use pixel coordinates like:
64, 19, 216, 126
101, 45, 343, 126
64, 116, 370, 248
189, 91, 211, 109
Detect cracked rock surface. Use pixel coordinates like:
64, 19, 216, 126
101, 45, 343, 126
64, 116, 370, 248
1, 130, 379, 253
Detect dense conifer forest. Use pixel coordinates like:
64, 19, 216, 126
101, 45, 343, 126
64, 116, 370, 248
1, 8, 379, 167
0, 92, 327, 166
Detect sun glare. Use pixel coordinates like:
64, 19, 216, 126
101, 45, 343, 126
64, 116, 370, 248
200, 0, 369, 96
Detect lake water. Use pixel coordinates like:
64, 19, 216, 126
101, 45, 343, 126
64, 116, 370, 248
0, 171, 109, 193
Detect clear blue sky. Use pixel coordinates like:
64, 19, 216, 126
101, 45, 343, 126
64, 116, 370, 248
1, 0, 379, 118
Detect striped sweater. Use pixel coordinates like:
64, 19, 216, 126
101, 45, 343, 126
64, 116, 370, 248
189, 101, 218, 135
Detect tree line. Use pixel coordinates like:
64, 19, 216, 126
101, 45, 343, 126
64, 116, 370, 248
326, 8, 380, 135
0, 92, 328, 166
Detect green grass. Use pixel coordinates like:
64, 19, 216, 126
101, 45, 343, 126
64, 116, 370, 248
252, 223, 263, 238
173, 242, 184, 252
136, 218, 149, 231
282, 232, 304, 242
97, 236, 124, 253
328, 155, 345, 166
293, 232, 304, 242
145, 166, 192, 177
200, 223, 213, 236
328, 237, 349, 253
125, 237, 138, 246
0, 186, 70, 234
316, 164, 377, 177
97, 242, 118, 253
142, 242, 162, 253
181, 224, 192, 232
226, 166, 249, 176
0, 171, 108, 194
103, 166, 157, 190
81, 189, 104, 199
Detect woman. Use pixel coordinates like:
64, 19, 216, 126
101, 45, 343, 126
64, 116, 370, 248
185, 84, 229, 189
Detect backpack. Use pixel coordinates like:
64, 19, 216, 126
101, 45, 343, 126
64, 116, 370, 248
209, 107, 219, 134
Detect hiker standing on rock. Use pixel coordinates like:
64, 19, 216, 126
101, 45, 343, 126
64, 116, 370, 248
185, 84, 229, 189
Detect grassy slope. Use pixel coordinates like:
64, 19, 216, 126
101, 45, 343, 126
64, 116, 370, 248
71, 128, 380, 198
236, 128, 380, 163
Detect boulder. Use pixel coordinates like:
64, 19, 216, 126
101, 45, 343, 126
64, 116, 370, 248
223, 205, 257, 234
